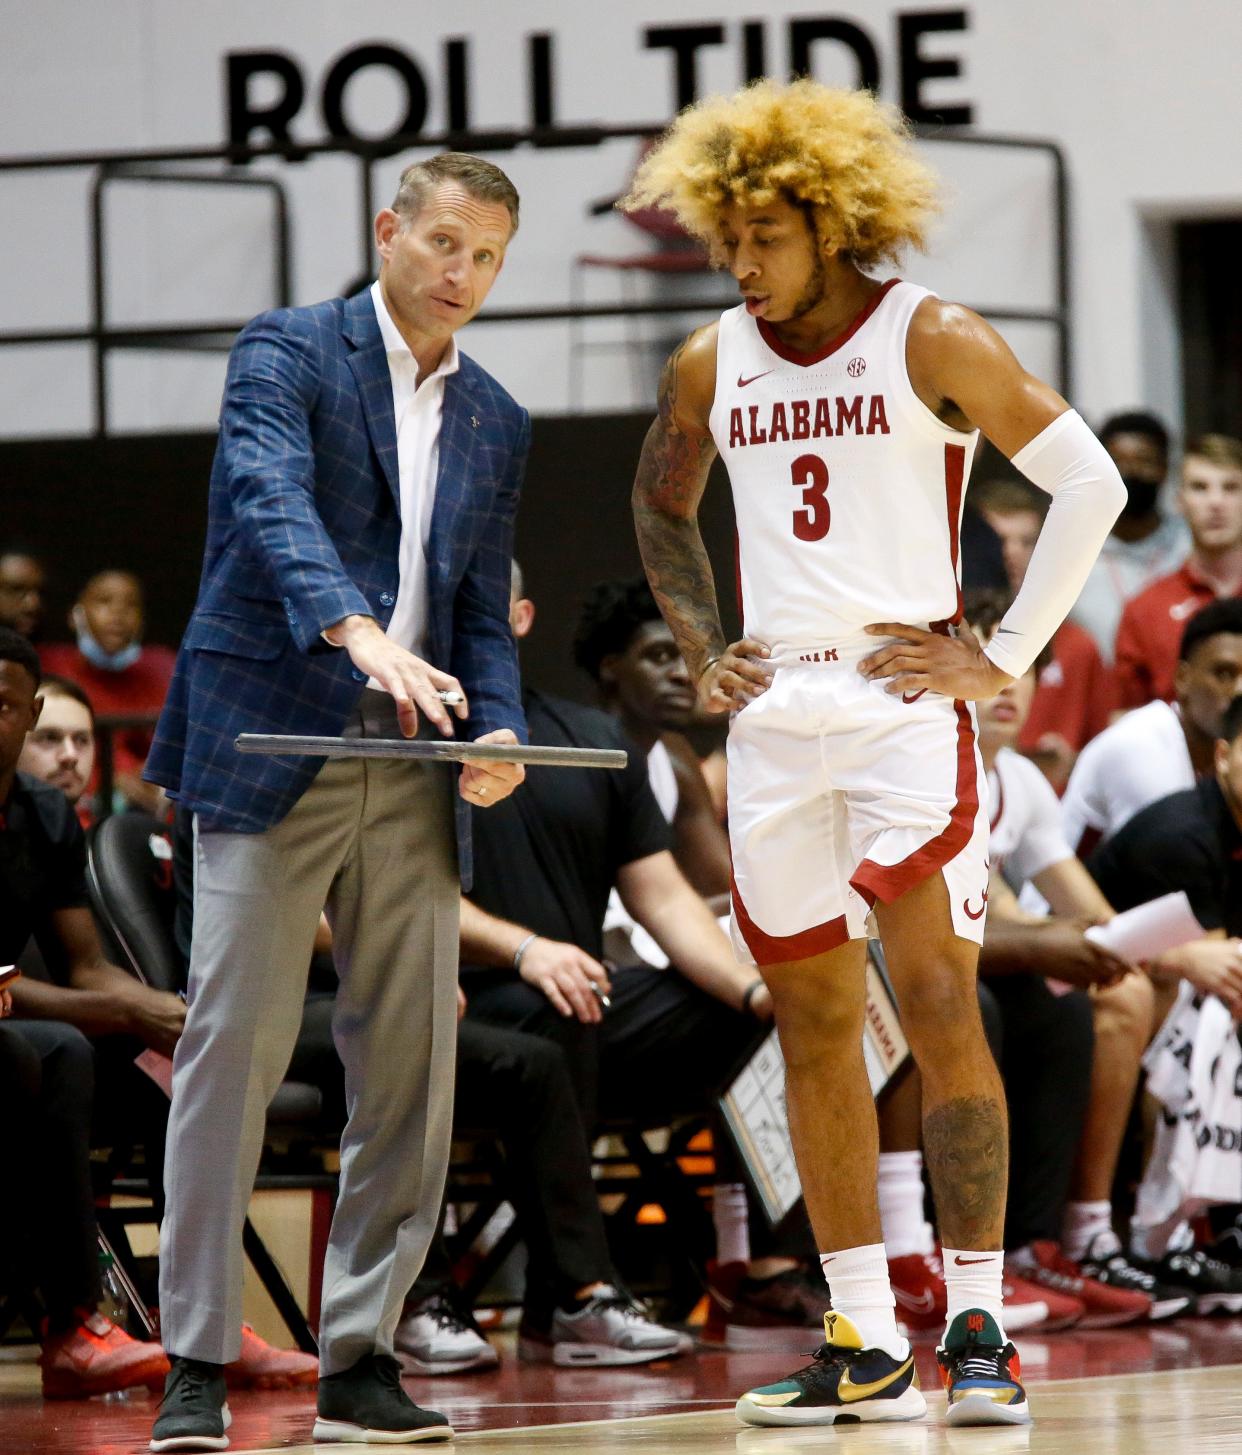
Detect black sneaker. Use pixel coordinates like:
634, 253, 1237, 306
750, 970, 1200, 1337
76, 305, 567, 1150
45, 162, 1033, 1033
313, 1352, 452, 1444
936, 1309, 1031, 1427
735, 1311, 925, 1427
1131, 1245, 1242, 1316
1206, 1216, 1242, 1269
1079, 1234, 1192, 1321
149, 1357, 230, 1453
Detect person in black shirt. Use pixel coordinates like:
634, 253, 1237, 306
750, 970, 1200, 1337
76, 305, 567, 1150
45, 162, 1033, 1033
1090, 697, 1242, 947
1088, 691, 1242, 1294
459, 569, 777, 1357
0, 627, 171, 1397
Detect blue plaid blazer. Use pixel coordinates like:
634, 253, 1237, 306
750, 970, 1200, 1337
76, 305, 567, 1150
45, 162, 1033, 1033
146, 287, 529, 882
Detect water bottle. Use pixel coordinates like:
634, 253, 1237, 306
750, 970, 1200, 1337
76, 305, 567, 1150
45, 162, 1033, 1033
98, 1250, 129, 1327
97, 1251, 141, 1401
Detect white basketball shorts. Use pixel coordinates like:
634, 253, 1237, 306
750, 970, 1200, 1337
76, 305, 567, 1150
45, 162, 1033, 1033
727, 637, 990, 966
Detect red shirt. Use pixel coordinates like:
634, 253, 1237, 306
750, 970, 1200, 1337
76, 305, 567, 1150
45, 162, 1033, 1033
38, 643, 176, 783
1113, 562, 1226, 709
1019, 619, 1114, 757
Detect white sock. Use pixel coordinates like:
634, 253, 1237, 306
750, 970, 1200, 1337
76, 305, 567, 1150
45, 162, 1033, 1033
877, 1151, 934, 1258
1130, 1217, 1188, 1263
942, 1247, 1007, 1342
819, 1243, 907, 1359
712, 1183, 750, 1266
1062, 1199, 1116, 1261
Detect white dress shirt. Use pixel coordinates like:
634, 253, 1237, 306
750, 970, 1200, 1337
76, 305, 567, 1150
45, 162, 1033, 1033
366, 280, 459, 685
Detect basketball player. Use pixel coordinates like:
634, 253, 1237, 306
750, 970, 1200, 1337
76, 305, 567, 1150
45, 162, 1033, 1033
626, 81, 1127, 1428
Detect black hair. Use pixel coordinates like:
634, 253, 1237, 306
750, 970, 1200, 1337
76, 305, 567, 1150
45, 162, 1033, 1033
1220, 693, 1242, 745
0, 625, 41, 689
1179, 598, 1242, 662
962, 588, 1053, 674
572, 576, 662, 682
38, 672, 95, 726
1098, 410, 1170, 456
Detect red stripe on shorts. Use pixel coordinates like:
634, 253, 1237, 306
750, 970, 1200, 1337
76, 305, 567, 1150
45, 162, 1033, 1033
848, 699, 978, 907
731, 872, 850, 966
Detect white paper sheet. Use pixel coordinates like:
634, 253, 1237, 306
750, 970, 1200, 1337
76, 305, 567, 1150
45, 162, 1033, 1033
1085, 890, 1207, 965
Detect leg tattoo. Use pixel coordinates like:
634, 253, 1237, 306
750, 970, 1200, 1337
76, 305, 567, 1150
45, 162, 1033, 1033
923, 1095, 1008, 1249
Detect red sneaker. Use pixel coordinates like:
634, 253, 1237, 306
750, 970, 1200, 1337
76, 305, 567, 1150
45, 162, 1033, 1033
889, 1250, 947, 1334
701, 1260, 828, 1350
224, 1323, 319, 1389
1004, 1272, 1082, 1331
40, 1311, 170, 1399
1011, 1241, 1150, 1329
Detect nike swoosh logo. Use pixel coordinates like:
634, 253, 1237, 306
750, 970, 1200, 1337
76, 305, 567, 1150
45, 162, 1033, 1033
839, 1355, 914, 1403
902, 690, 927, 704
893, 1288, 936, 1313
995, 627, 1021, 636
737, 370, 774, 388
954, 1255, 993, 1265
963, 898, 987, 921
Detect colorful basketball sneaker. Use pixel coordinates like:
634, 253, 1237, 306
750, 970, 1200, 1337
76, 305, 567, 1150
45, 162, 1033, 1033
735, 1311, 926, 1427
936, 1309, 1031, 1426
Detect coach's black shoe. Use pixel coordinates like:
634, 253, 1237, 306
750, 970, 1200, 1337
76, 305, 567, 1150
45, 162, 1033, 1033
735, 1311, 925, 1426
312, 1352, 453, 1444
149, 1357, 230, 1452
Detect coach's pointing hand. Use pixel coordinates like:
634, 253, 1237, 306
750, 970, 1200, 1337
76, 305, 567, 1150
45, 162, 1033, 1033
861, 621, 1013, 701
699, 638, 772, 713
325, 613, 469, 738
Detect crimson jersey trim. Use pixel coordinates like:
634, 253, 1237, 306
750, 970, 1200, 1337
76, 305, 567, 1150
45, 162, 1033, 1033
756, 278, 901, 366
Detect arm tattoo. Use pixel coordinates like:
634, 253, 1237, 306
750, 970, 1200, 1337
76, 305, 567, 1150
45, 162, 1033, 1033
632, 340, 724, 682
922, 1094, 1008, 1249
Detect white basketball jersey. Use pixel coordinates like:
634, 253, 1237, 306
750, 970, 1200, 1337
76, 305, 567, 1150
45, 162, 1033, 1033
707, 280, 979, 651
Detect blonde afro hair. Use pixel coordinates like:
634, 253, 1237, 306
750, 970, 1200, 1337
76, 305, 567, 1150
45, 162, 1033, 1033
621, 80, 940, 268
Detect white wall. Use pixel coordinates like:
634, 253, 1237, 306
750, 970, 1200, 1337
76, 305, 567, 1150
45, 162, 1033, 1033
3, 0, 1239, 438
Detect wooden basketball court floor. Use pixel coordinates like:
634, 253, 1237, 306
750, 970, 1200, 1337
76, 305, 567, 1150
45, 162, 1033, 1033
5, 1319, 1242, 1454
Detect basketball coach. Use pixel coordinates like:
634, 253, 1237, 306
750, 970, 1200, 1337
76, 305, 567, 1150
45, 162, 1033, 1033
144, 154, 528, 1450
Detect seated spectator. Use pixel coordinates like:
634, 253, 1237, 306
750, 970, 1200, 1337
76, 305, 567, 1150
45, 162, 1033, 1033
573, 576, 731, 901
0, 628, 309, 1390
461, 570, 810, 1356
40, 570, 176, 815
1088, 694, 1242, 1299
571, 575, 835, 1344
975, 478, 1114, 790
1057, 597, 1242, 859
1114, 434, 1242, 709
0, 547, 46, 640
18, 674, 97, 827
0, 628, 170, 1396
1069, 411, 1189, 662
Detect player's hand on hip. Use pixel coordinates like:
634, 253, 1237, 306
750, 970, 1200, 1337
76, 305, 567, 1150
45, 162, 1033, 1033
460, 729, 524, 806
519, 938, 612, 1023
861, 621, 1014, 701
329, 614, 468, 738
700, 638, 772, 713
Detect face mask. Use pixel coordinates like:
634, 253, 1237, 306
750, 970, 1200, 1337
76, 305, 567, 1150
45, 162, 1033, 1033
73, 606, 142, 673
1119, 475, 1160, 519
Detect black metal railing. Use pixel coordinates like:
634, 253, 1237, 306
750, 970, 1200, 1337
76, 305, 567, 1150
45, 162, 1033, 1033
0, 122, 1071, 436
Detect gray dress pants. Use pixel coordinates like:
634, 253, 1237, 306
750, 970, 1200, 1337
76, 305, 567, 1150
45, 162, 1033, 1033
159, 691, 460, 1374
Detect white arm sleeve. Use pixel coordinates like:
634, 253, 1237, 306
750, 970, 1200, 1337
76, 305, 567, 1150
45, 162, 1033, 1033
982, 410, 1127, 678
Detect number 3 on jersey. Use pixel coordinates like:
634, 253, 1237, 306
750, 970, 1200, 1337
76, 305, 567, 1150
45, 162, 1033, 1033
791, 453, 830, 541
